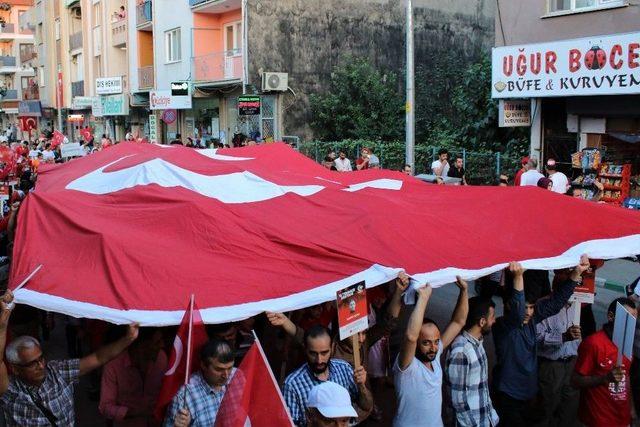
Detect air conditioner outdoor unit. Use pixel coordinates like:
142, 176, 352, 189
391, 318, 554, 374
262, 72, 288, 92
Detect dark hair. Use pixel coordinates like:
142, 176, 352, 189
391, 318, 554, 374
200, 338, 235, 364
465, 296, 495, 330
304, 324, 332, 347
403, 164, 411, 169
607, 297, 636, 317
438, 148, 448, 156
422, 317, 440, 330
207, 322, 236, 337
453, 154, 463, 161
323, 155, 333, 162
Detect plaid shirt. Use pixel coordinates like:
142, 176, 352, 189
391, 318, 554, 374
283, 359, 358, 427
0, 359, 79, 427
445, 332, 498, 427
163, 369, 238, 427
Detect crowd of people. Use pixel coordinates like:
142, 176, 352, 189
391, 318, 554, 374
0, 132, 636, 426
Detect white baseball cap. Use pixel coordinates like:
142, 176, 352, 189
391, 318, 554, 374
307, 382, 358, 419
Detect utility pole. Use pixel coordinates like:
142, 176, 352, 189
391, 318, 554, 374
405, 0, 415, 173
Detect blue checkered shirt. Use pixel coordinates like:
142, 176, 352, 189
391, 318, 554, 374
163, 369, 238, 427
0, 359, 80, 427
445, 332, 498, 427
283, 359, 358, 427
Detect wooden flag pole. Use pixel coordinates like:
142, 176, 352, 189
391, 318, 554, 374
351, 334, 361, 368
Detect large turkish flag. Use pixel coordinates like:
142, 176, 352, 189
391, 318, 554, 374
9, 142, 640, 325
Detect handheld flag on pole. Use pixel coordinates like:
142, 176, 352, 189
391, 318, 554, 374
154, 295, 207, 420
214, 332, 293, 427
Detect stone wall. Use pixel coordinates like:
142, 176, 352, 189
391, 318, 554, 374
247, 0, 495, 140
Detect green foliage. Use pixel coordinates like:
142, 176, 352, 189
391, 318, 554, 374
310, 55, 530, 163
310, 59, 405, 142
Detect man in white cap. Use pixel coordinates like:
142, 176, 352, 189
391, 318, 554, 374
546, 158, 569, 194
306, 382, 358, 427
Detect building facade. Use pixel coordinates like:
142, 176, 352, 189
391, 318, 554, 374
28, 0, 495, 144
492, 0, 640, 175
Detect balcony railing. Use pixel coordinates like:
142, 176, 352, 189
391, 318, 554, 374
71, 80, 84, 97
22, 86, 39, 100
0, 56, 17, 67
1, 90, 18, 100
111, 19, 127, 48
69, 32, 83, 51
136, 0, 152, 27
193, 50, 243, 82
0, 23, 15, 34
138, 66, 154, 89
20, 48, 37, 63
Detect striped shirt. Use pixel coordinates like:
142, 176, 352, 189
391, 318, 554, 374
163, 369, 238, 427
445, 332, 498, 427
283, 359, 358, 427
0, 359, 79, 427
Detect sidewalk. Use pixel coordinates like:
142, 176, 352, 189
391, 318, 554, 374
597, 258, 640, 293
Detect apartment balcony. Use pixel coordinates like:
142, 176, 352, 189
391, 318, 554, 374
111, 19, 127, 48
20, 47, 37, 64
136, 0, 152, 30
138, 66, 154, 90
193, 49, 243, 83
0, 56, 18, 74
69, 32, 83, 51
22, 86, 39, 101
71, 80, 84, 98
190, 0, 240, 13
1, 89, 18, 101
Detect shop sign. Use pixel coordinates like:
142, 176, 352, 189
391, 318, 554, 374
149, 114, 158, 143
149, 90, 192, 110
162, 109, 177, 124
68, 114, 85, 122
18, 100, 42, 117
72, 96, 93, 110
498, 99, 531, 127
100, 94, 129, 116
492, 31, 640, 98
92, 97, 103, 117
95, 77, 123, 95
171, 81, 190, 97
238, 95, 261, 116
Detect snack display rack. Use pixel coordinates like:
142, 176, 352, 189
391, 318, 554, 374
571, 148, 602, 201
597, 163, 631, 205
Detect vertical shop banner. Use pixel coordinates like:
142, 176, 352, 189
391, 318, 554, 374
56, 72, 64, 109
336, 281, 368, 341
148, 115, 158, 143
499, 100, 531, 127
492, 31, 640, 98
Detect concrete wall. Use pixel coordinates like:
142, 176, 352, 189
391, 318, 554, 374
247, 0, 495, 140
495, 0, 640, 47
152, 0, 192, 90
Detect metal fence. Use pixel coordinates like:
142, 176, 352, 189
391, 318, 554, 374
299, 141, 522, 185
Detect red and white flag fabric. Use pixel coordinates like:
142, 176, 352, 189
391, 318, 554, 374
154, 296, 208, 420
9, 142, 640, 325
214, 339, 293, 427
50, 130, 65, 148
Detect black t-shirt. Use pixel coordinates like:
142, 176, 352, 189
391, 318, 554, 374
448, 166, 465, 179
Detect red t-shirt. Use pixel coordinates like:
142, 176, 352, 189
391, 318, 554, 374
514, 168, 525, 186
574, 330, 632, 427
356, 157, 368, 170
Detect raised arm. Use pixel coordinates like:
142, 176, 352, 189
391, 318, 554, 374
398, 285, 432, 370
535, 255, 589, 322
266, 312, 304, 345
79, 324, 138, 376
440, 277, 469, 349
503, 262, 526, 328
0, 290, 14, 396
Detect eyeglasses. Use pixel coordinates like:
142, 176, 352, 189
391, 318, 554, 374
16, 354, 45, 369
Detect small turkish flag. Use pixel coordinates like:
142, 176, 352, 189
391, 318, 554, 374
154, 295, 208, 420
19, 117, 36, 133
214, 338, 293, 427
80, 127, 93, 143
51, 130, 65, 148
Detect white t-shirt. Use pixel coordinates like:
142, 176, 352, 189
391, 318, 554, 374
431, 160, 450, 177
334, 157, 352, 172
393, 347, 444, 427
42, 150, 55, 162
520, 170, 545, 186
28, 149, 41, 159
549, 171, 569, 194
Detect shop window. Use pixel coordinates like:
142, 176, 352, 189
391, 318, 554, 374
165, 28, 181, 63
548, 0, 626, 14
